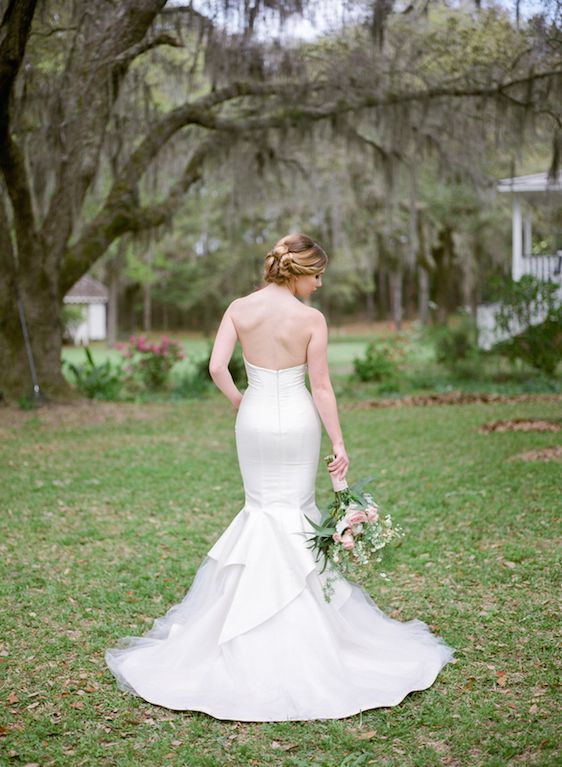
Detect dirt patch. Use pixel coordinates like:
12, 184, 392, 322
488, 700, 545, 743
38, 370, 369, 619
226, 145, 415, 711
344, 392, 562, 409
0, 401, 175, 431
480, 418, 561, 434
507, 445, 562, 462
330, 320, 417, 337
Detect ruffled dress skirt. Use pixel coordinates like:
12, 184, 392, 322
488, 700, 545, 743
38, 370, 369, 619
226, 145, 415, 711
104, 357, 456, 721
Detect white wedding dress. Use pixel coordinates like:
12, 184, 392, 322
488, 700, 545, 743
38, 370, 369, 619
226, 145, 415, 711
105, 355, 455, 721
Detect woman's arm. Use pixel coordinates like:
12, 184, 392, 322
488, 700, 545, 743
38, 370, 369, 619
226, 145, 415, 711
208, 302, 244, 411
306, 309, 349, 482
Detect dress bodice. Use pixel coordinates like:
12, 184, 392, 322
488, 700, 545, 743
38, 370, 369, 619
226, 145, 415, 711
242, 355, 308, 392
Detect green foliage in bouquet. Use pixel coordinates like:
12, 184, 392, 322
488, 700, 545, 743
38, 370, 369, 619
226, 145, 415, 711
305, 455, 405, 601
304, 468, 378, 574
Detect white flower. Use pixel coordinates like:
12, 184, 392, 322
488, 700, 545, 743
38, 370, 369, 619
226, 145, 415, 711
351, 523, 364, 535
336, 517, 349, 535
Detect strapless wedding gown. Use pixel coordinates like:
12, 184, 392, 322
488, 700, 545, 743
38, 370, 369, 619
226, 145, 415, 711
105, 355, 455, 721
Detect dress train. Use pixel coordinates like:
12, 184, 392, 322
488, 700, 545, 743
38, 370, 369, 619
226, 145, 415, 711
105, 355, 455, 721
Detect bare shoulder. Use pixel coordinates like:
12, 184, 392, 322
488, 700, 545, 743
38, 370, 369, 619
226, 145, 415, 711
226, 296, 244, 314
306, 306, 327, 327
229, 290, 264, 308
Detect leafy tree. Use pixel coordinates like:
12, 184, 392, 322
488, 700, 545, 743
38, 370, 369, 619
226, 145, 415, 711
0, 0, 560, 400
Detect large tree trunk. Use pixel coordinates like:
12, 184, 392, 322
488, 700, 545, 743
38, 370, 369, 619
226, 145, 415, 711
143, 283, 152, 332
364, 255, 376, 322
376, 266, 388, 320
418, 266, 430, 325
432, 227, 462, 324
389, 268, 403, 331
0, 254, 72, 401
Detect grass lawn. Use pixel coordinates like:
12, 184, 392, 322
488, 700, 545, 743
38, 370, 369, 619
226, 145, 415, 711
1, 392, 560, 766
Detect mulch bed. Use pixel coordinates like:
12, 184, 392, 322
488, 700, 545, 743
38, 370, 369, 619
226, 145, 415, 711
479, 418, 562, 434
343, 392, 562, 410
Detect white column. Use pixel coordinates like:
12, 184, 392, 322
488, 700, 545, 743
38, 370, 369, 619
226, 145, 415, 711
523, 209, 532, 259
512, 196, 523, 280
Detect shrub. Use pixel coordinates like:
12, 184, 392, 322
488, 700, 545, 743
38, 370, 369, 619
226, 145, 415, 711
64, 347, 124, 400
433, 317, 480, 374
352, 337, 406, 384
491, 276, 562, 376
494, 315, 562, 376
120, 335, 184, 392
172, 370, 212, 399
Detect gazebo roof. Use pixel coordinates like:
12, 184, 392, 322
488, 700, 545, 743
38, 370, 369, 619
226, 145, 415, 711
64, 275, 109, 304
497, 171, 562, 194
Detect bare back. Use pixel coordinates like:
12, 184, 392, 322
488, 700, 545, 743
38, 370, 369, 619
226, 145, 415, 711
230, 288, 316, 370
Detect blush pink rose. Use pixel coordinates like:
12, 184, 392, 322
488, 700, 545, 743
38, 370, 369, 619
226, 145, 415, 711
341, 533, 355, 550
366, 506, 379, 522
332, 532, 342, 543
346, 509, 368, 525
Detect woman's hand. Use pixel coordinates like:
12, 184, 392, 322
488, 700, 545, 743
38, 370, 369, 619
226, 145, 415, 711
328, 441, 349, 481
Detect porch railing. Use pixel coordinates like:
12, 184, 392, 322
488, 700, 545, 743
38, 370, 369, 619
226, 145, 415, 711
520, 252, 562, 283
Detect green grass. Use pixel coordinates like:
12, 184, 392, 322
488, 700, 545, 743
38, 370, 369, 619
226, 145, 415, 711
1, 393, 560, 767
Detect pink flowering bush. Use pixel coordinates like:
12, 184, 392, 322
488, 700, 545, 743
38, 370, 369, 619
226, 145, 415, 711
118, 335, 185, 392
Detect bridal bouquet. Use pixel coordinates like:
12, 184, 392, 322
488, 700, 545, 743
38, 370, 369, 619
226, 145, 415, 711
305, 455, 405, 602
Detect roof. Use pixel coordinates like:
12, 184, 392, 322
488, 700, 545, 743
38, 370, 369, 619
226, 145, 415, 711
64, 275, 109, 303
497, 171, 562, 194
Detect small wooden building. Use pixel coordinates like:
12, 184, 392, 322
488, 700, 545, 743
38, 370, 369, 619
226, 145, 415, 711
63, 275, 108, 345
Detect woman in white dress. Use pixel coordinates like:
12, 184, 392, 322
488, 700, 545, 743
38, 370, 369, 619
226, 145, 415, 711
105, 233, 455, 721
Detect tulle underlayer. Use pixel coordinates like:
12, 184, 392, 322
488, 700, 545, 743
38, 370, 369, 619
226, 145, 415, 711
105, 504, 456, 721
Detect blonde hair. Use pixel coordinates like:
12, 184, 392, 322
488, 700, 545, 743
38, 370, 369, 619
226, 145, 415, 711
263, 233, 328, 286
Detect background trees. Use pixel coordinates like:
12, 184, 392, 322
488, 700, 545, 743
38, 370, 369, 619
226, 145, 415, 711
1, 0, 560, 400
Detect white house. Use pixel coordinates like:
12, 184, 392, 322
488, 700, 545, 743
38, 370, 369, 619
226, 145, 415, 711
63, 275, 108, 344
476, 171, 562, 350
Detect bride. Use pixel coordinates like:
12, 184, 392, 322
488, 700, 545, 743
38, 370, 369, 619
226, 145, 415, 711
105, 232, 455, 721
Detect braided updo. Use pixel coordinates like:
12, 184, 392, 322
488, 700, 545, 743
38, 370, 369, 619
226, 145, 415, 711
263, 233, 328, 286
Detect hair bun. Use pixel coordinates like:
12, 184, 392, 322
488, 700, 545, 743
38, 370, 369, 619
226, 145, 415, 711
262, 233, 328, 287
274, 243, 290, 258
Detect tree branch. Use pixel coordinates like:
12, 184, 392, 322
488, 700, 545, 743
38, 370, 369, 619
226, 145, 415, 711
41, 0, 168, 258
105, 33, 183, 69
113, 80, 290, 193
193, 68, 562, 134
59, 62, 562, 290
60, 137, 218, 293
